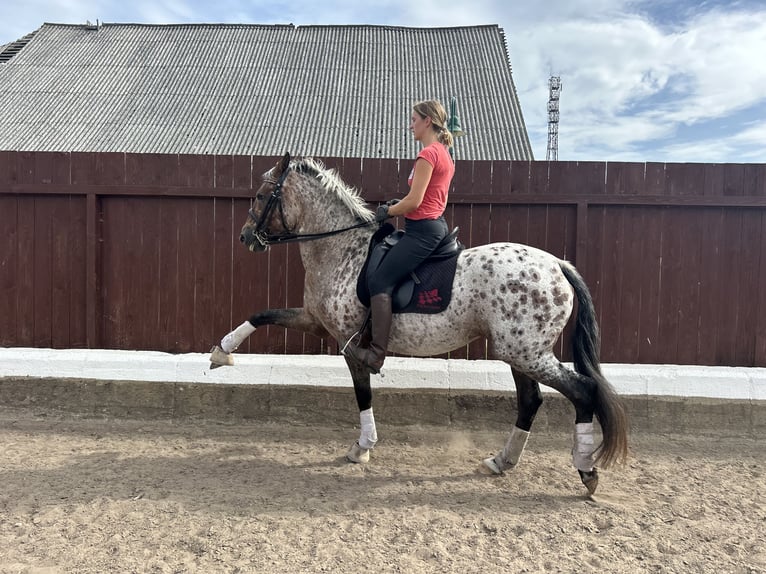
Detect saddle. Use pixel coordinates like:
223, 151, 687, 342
356, 222, 464, 314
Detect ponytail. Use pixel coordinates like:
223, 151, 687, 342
438, 127, 454, 148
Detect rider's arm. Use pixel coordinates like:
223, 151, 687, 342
387, 158, 433, 217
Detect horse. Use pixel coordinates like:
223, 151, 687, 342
210, 152, 629, 494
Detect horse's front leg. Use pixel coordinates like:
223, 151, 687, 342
343, 354, 378, 464
209, 308, 329, 368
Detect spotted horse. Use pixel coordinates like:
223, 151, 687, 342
210, 153, 629, 494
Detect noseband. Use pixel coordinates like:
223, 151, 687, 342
247, 164, 375, 249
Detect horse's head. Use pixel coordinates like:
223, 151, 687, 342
240, 152, 294, 252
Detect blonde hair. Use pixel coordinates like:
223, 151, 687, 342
413, 100, 454, 148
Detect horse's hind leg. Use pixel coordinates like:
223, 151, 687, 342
522, 353, 601, 493
344, 354, 378, 464
482, 369, 542, 475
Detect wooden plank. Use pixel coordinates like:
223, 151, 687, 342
451, 158, 474, 199
71, 152, 125, 185
68, 195, 88, 348
125, 153, 180, 187
0, 196, 18, 345
607, 162, 645, 195
152, 197, 178, 352
636, 207, 663, 363
171, 198, 198, 352
714, 208, 743, 365
755, 209, 766, 366
491, 160, 511, 196
0, 151, 13, 188
16, 198, 35, 346
51, 196, 73, 348
743, 164, 766, 197
617, 206, 645, 363
32, 197, 55, 347
528, 162, 549, 195
723, 164, 745, 197
470, 160, 492, 197
211, 197, 235, 351
509, 160, 530, 194
33, 152, 71, 185
340, 157, 363, 192
180, 154, 215, 188
598, 206, 625, 363
734, 209, 762, 365
644, 163, 666, 196
665, 163, 703, 197
656, 208, 684, 363
696, 208, 724, 365
191, 198, 217, 352
673, 208, 704, 364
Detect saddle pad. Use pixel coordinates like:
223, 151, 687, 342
397, 255, 459, 314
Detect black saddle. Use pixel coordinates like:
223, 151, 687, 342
356, 223, 464, 313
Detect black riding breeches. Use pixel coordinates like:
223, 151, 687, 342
368, 216, 449, 296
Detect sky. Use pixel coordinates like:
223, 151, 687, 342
2, 0, 766, 163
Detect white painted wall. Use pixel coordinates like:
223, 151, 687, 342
1, 347, 765, 401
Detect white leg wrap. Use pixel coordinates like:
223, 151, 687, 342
573, 422, 596, 472
492, 426, 530, 471
220, 321, 256, 353
358, 408, 378, 450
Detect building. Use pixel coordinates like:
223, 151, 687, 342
0, 23, 532, 160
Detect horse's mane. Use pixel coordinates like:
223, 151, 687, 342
291, 157, 375, 222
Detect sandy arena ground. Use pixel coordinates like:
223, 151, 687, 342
0, 407, 764, 574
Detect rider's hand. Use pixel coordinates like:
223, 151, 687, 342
375, 204, 390, 222
386, 198, 401, 207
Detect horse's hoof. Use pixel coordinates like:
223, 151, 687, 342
479, 456, 504, 475
579, 468, 599, 495
346, 441, 370, 464
209, 345, 234, 369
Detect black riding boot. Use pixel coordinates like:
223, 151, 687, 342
344, 293, 393, 375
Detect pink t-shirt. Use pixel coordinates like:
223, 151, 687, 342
406, 142, 455, 220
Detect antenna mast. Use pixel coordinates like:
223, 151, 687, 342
546, 76, 561, 161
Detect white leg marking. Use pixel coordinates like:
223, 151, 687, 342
358, 407, 378, 450
572, 422, 596, 472
482, 426, 530, 474
221, 321, 256, 353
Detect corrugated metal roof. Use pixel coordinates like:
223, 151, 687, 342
0, 23, 533, 160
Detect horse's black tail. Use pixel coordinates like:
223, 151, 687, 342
559, 261, 629, 468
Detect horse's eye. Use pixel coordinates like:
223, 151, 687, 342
256, 193, 265, 201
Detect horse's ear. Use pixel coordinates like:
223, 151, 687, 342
278, 152, 290, 173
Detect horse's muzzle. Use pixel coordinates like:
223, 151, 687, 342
240, 228, 268, 252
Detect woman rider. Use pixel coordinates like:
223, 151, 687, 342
343, 99, 456, 374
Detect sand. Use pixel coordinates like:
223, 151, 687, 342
0, 407, 764, 574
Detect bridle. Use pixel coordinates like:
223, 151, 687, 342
247, 164, 376, 250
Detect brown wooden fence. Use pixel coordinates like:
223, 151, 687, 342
1, 151, 765, 366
